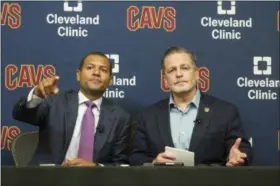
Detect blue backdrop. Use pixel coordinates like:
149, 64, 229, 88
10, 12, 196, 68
1, 1, 279, 166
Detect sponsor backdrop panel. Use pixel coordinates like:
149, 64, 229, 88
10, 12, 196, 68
1, 1, 279, 165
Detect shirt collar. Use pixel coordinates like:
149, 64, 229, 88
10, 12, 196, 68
169, 88, 201, 109
78, 91, 102, 111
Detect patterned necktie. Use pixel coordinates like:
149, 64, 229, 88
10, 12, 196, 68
78, 101, 95, 161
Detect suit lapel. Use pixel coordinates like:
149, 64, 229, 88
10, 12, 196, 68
189, 93, 213, 152
93, 98, 115, 160
63, 90, 79, 158
156, 99, 175, 147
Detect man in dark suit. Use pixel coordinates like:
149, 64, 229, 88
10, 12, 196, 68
130, 47, 253, 166
13, 52, 131, 166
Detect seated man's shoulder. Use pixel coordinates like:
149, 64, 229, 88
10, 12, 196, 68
140, 98, 169, 115
203, 93, 238, 111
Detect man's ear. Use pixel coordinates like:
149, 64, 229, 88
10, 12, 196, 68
195, 67, 200, 82
76, 70, 80, 81
109, 75, 113, 85
162, 70, 169, 89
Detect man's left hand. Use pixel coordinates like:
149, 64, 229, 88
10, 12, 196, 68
226, 138, 247, 167
63, 158, 97, 167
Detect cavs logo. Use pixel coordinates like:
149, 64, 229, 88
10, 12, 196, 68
5, 64, 56, 90
1, 126, 21, 151
127, 6, 176, 32
1, 3, 21, 29
161, 67, 210, 92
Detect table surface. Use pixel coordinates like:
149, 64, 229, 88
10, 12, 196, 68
2, 166, 280, 186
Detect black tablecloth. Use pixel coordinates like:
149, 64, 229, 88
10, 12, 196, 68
2, 166, 280, 186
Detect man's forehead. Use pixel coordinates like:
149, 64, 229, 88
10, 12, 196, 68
85, 54, 106, 61
165, 59, 193, 67
84, 55, 109, 66
84, 61, 108, 66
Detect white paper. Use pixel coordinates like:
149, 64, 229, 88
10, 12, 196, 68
39, 164, 56, 166
165, 146, 195, 166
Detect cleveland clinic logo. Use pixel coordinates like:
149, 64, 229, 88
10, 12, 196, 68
217, 0, 236, 15
253, 57, 272, 75
64, 0, 82, 12
106, 54, 119, 73
45, 0, 100, 37
103, 54, 136, 99
200, 1, 252, 40
237, 56, 279, 100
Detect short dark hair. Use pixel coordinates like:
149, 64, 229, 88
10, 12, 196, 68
79, 52, 112, 75
161, 46, 197, 70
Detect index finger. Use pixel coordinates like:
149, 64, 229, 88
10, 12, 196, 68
52, 76, 60, 86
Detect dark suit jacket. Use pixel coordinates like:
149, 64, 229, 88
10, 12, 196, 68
12, 89, 131, 165
130, 93, 253, 166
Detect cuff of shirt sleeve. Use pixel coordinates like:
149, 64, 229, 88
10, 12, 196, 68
26, 86, 43, 108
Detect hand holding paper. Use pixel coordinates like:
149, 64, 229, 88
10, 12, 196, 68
152, 151, 176, 164
165, 146, 195, 166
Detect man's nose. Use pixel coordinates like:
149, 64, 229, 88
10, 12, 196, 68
92, 68, 100, 76
176, 69, 183, 77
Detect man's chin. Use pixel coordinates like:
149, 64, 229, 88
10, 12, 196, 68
171, 84, 197, 93
172, 90, 188, 94
172, 88, 197, 95
87, 87, 106, 93
171, 87, 191, 93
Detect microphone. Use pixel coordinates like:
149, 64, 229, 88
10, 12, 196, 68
97, 125, 104, 133
194, 119, 201, 125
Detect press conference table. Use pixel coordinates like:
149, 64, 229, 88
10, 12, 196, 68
2, 166, 280, 186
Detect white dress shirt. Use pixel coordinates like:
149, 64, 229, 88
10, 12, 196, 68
26, 88, 102, 161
